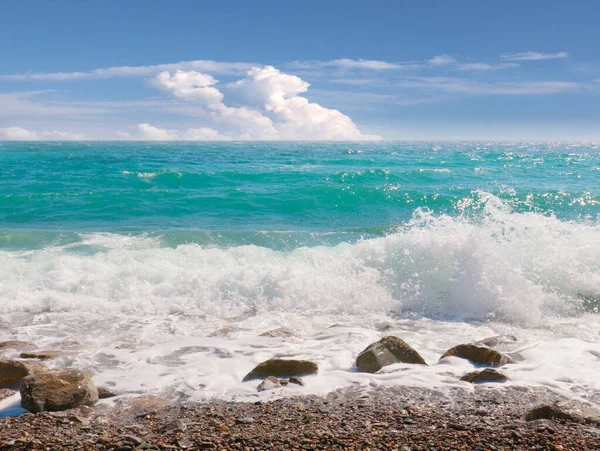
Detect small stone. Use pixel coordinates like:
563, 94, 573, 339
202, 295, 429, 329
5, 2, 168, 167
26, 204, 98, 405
114, 447, 133, 451
161, 419, 187, 433
460, 368, 508, 383
289, 376, 305, 386
135, 445, 157, 450
19, 350, 65, 360
243, 358, 318, 381
97, 386, 118, 399
356, 336, 427, 373
122, 435, 143, 446
236, 417, 254, 424
177, 439, 194, 449
440, 344, 512, 367
20, 368, 98, 413
403, 418, 414, 424
0, 359, 49, 388
257, 376, 282, 392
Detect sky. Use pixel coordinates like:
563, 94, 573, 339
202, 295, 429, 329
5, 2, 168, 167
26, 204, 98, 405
1, 0, 599, 141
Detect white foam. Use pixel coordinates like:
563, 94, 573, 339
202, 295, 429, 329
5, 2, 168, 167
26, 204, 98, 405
1, 194, 599, 405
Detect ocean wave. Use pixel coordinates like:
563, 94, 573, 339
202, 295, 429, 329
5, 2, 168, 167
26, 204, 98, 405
1, 194, 598, 324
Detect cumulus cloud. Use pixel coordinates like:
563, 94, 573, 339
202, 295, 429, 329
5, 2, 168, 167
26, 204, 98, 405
137, 123, 179, 140
149, 65, 380, 140
135, 123, 231, 141
0, 126, 84, 140
501, 51, 568, 61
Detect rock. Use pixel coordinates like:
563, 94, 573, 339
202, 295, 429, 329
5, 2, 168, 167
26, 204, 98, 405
474, 335, 517, 348
0, 340, 37, 351
525, 401, 600, 424
460, 368, 508, 383
115, 394, 170, 417
289, 376, 305, 386
236, 417, 254, 424
97, 386, 118, 399
257, 376, 282, 392
208, 326, 248, 337
242, 358, 318, 382
116, 343, 136, 350
177, 439, 194, 449
356, 336, 427, 373
19, 350, 65, 360
0, 359, 49, 388
20, 368, 98, 413
0, 387, 15, 401
259, 328, 301, 339
439, 344, 512, 367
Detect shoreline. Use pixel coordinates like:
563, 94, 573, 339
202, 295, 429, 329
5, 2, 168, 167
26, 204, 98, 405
2, 386, 599, 450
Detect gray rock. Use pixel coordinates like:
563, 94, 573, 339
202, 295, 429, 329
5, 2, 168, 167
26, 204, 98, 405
20, 368, 98, 413
460, 368, 508, 383
97, 386, 118, 399
243, 358, 318, 382
257, 376, 282, 392
525, 401, 600, 424
356, 336, 427, 373
440, 344, 512, 367
0, 359, 49, 388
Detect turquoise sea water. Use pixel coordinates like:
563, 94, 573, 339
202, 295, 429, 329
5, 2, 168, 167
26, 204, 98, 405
2, 141, 600, 408
2, 141, 599, 251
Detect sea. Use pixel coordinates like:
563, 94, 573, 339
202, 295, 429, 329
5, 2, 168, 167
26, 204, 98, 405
1, 141, 599, 411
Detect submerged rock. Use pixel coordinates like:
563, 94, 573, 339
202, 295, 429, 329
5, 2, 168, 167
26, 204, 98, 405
20, 350, 66, 360
257, 376, 282, 392
356, 336, 427, 373
0, 340, 37, 352
0, 359, 49, 388
97, 386, 118, 399
20, 369, 98, 413
460, 368, 508, 383
115, 394, 170, 417
526, 401, 600, 424
259, 328, 301, 339
474, 335, 518, 348
243, 358, 318, 382
440, 344, 512, 367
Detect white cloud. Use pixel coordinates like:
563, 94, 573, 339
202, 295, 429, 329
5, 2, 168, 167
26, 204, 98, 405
457, 63, 519, 71
137, 123, 178, 140
287, 59, 416, 71
0, 60, 255, 81
182, 127, 232, 141
501, 51, 568, 61
396, 77, 578, 95
151, 65, 380, 140
0, 126, 85, 140
427, 55, 456, 66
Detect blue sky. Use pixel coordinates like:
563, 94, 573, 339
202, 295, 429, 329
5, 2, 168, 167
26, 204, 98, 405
1, 0, 599, 140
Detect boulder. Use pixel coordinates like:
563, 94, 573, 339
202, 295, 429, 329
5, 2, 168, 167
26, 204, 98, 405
97, 386, 118, 399
289, 376, 305, 386
440, 344, 512, 367
525, 401, 600, 424
356, 336, 427, 373
20, 350, 65, 360
257, 376, 282, 392
0, 340, 37, 352
242, 358, 318, 382
0, 359, 49, 388
20, 369, 98, 413
460, 368, 508, 383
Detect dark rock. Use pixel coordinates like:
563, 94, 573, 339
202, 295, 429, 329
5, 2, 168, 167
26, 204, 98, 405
0, 340, 37, 351
440, 344, 512, 367
97, 386, 118, 399
356, 336, 427, 373
20, 368, 98, 413
525, 401, 600, 424
243, 358, 318, 381
460, 368, 508, 383
0, 359, 49, 388
289, 376, 305, 386
19, 350, 66, 360
257, 376, 282, 392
